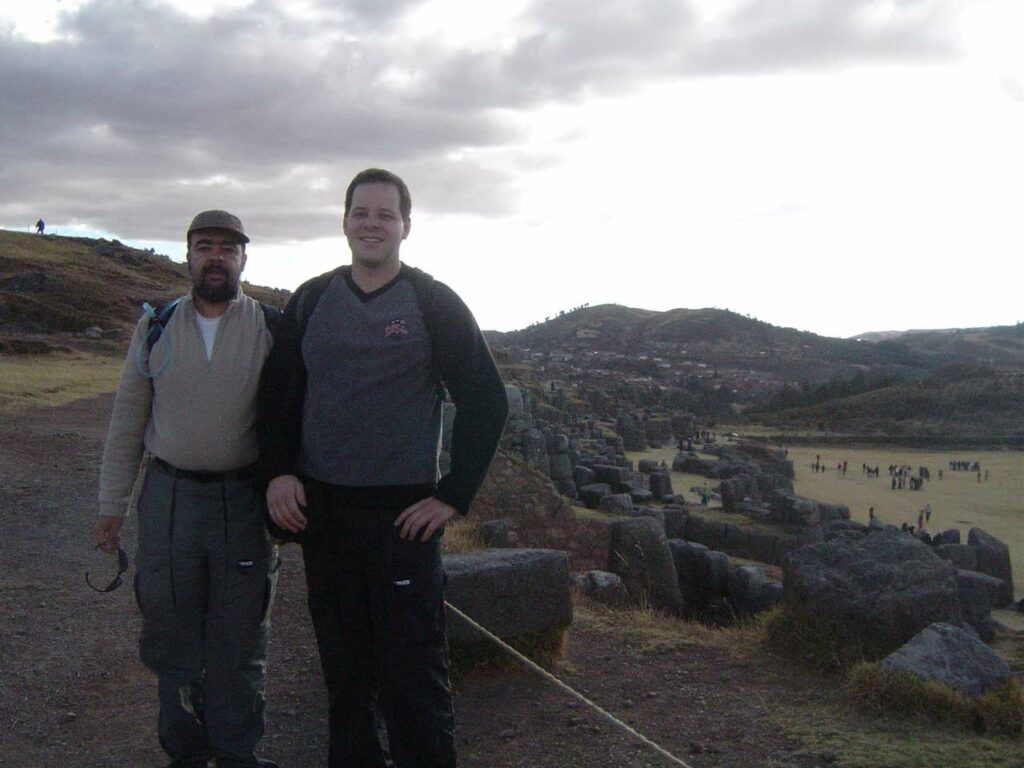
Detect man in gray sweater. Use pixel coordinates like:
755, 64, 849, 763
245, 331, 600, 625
95, 210, 278, 768
260, 169, 508, 767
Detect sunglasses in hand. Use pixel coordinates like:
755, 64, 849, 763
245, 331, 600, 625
86, 544, 129, 593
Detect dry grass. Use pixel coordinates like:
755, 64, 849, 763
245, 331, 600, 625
575, 598, 1024, 766
441, 515, 485, 554
846, 662, 1024, 736
0, 352, 123, 410
572, 596, 766, 655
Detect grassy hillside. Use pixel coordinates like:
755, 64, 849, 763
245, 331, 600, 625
0, 229, 288, 335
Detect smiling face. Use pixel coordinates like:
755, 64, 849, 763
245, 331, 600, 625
186, 227, 246, 305
342, 181, 410, 273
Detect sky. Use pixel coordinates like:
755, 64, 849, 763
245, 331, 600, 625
0, 0, 1020, 338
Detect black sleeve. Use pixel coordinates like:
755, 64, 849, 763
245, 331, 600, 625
255, 291, 308, 487
430, 281, 509, 514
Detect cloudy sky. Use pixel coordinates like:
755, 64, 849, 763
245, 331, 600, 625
1, 0, 1019, 337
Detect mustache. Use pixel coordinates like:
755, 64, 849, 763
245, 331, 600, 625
202, 264, 229, 277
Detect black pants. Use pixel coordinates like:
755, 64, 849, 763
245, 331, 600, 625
301, 483, 456, 768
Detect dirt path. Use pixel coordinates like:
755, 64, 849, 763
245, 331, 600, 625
0, 395, 840, 767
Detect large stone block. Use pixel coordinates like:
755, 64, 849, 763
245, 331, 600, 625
609, 517, 683, 614
968, 528, 1014, 607
444, 549, 573, 644
783, 530, 961, 658
881, 623, 1012, 696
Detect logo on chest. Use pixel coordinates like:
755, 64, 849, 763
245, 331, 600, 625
384, 318, 409, 338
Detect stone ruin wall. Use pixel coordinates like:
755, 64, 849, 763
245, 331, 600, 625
470, 450, 614, 571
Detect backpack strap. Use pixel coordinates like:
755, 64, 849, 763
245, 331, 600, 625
144, 298, 182, 354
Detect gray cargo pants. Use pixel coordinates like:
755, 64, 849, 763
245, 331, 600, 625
135, 459, 278, 766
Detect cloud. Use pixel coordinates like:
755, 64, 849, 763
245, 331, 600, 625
0, 0, 963, 244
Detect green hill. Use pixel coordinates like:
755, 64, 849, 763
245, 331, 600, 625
0, 229, 288, 336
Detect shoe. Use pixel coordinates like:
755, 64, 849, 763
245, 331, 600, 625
165, 759, 211, 768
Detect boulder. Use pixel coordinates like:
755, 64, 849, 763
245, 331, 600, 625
609, 517, 683, 614
727, 564, 781, 614
626, 507, 665, 529
505, 385, 525, 421
672, 454, 715, 474
783, 530, 961, 658
522, 428, 549, 475
549, 453, 573, 480
578, 483, 612, 510
720, 473, 759, 512
573, 466, 597, 488
662, 506, 689, 540
598, 492, 634, 516
444, 549, 573, 644
637, 459, 660, 474
571, 570, 629, 607
934, 544, 977, 571
628, 489, 654, 505
479, 519, 512, 548
968, 528, 1014, 607
932, 529, 961, 546
956, 570, 1004, 640
649, 471, 674, 499
554, 478, 577, 499
881, 622, 1012, 696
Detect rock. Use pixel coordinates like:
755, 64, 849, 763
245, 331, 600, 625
956, 570, 1004, 629
720, 474, 759, 512
626, 507, 665, 529
968, 528, 1014, 607
505, 385, 525, 421
549, 453, 573, 480
479, 519, 512, 548
522, 428, 549, 475
571, 570, 629, 607
637, 459, 660, 474
573, 466, 596, 487
662, 506, 689, 540
444, 549, 573, 644
881, 622, 1012, 696
783, 530, 961, 658
554, 478, 577, 499
727, 564, 779, 614
578, 483, 611, 510
609, 517, 683, 614
934, 544, 977, 571
672, 455, 715, 474
627, 489, 653, 505
648, 470, 673, 499
932, 529, 961, 546
598, 493, 633, 516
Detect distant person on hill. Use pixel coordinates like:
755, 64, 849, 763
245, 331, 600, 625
258, 168, 508, 767
94, 210, 280, 768
35, 218, 44, 234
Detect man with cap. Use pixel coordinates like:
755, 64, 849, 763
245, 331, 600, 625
95, 210, 279, 768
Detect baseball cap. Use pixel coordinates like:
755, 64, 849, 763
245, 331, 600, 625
186, 210, 250, 244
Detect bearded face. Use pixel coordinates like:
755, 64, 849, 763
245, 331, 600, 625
186, 229, 246, 305
191, 258, 240, 303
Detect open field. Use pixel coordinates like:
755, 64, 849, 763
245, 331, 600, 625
0, 351, 123, 410
630, 442, 1023, 604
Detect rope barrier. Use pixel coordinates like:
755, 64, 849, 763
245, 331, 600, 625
444, 601, 697, 768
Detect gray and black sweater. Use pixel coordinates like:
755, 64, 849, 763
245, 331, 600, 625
257, 264, 508, 514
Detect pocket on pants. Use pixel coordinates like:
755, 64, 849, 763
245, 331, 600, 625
385, 533, 446, 645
